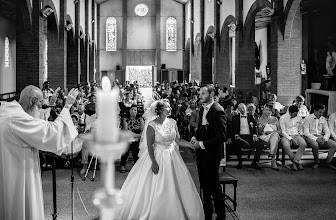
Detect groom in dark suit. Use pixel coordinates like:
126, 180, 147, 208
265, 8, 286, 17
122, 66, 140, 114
191, 84, 226, 220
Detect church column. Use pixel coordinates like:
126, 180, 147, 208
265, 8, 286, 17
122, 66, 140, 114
234, 0, 243, 90
96, 4, 101, 81
301, 6, 309, 95
183, 5, 186, 80
82, 0, 89, 84
122, 0, 127, 83
74, 0, 81, 85
16, 0, 40, 94
156, 0, 162, 82
200, 0, 205, 84
213, 0, 220, 83
89, 0, 96, 82
190, 0, 194, 82
60, 0, 67, 90
270, 0, 283, 96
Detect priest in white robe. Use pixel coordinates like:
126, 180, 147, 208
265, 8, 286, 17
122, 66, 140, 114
0, 86, 80, 220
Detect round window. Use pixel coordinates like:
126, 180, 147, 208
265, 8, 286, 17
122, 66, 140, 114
134, 3, 149, 17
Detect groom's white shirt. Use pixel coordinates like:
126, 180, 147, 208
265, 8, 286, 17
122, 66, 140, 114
199, 101, 214, 149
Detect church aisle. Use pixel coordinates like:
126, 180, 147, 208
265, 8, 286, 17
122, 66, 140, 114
42, 149, 336, 220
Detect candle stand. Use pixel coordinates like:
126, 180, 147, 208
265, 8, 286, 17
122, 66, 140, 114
82, 131, 132, 220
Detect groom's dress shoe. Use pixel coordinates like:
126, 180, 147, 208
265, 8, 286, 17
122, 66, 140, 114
251, 162, 262, 170
205, 214, 213, 220
215, 215, 225, 220
236, 163, 242, 169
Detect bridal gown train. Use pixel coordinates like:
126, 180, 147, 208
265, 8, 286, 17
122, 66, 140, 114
114, 118, 204, 220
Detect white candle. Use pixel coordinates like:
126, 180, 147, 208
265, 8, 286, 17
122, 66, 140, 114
97, 77, 120, 143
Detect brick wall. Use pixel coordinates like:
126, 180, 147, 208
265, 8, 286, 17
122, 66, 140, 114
216, 15, 236, 89
191, 42, 202, 82
89, 45, 94, 81
39, 18, 46, 88
16, 0, 41, 95
183, 39, 190, 81
80, 38, 87, 84
67, 30, 78, 89
276, 0, 302, 105
47, 23, 65, 89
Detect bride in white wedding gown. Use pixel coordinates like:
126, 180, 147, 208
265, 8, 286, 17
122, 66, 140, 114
114, 99, 204, 220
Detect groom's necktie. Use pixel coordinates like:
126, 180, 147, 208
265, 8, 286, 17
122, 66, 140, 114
202, 106, 209, 125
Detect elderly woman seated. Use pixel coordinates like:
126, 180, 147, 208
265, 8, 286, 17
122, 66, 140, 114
247, 103, 259, 121
257, 104, 281, 170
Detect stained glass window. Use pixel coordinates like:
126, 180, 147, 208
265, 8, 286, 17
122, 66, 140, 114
166, 17, 177, 51
106, 17, 117, 51
5, 37, 9, 67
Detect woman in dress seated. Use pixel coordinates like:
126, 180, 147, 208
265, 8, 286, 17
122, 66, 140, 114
120, 104, 144, 173
258, 104, 281, 170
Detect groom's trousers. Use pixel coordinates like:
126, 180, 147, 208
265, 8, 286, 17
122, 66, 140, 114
197, 151, 225, 218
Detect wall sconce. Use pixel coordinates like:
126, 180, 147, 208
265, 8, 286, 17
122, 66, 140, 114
65, 23, 73, 31
228, 22, 236, 31
207, 32, 216, 40
255, 68, 262, 85
261, 7, 274, 16
300, 59, 307, 75
42, 8, 53, 18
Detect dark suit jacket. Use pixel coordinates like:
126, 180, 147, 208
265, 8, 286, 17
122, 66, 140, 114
195, 102, 227, 160
232, 114, 258, 137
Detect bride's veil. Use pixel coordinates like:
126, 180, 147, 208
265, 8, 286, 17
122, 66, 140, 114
138, 100, 159, 157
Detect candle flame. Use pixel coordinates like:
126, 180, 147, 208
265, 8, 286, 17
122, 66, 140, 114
102, 76, 111, 92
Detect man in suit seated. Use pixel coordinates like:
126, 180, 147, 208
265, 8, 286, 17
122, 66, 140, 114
232, 103, 264, 169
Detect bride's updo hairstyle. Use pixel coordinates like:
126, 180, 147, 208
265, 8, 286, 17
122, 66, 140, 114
155, 99, 170, 116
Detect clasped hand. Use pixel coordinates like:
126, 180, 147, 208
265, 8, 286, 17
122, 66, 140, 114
190, 137, 200, 150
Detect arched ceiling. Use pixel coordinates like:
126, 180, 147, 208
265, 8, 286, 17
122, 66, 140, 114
255, 7, 273, 30
0, 0, 16, 21
95, 0, 190, 4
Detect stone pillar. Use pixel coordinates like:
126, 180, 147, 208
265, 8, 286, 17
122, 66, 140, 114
200, 0, 205, 84
122, 0, 127, 83
156, 0, 161, 82
16, 0, 41, 94
74, 0, 81, 85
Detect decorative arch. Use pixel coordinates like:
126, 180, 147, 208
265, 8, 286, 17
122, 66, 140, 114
204, 26, 215, 54
166, 17, 177, 51
43, 0, 60, 37
283, 0, 301, 39
194, 33, 202, 56
217, 15, 237, 87
106, 17, 117, 51
219, 15, 236, 52
65, 14, 74, 27
184, 38, 191, 81
18, 0, 33, 34
243, 0, 272, 43
202, 26, 215, 84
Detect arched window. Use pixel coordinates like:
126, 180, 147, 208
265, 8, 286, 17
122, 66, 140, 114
106, 17, 117, 51
166, 17, 177, 51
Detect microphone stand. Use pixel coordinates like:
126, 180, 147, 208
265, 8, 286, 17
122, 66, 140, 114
71, 141, 75, 220
52, 157, 58, 220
